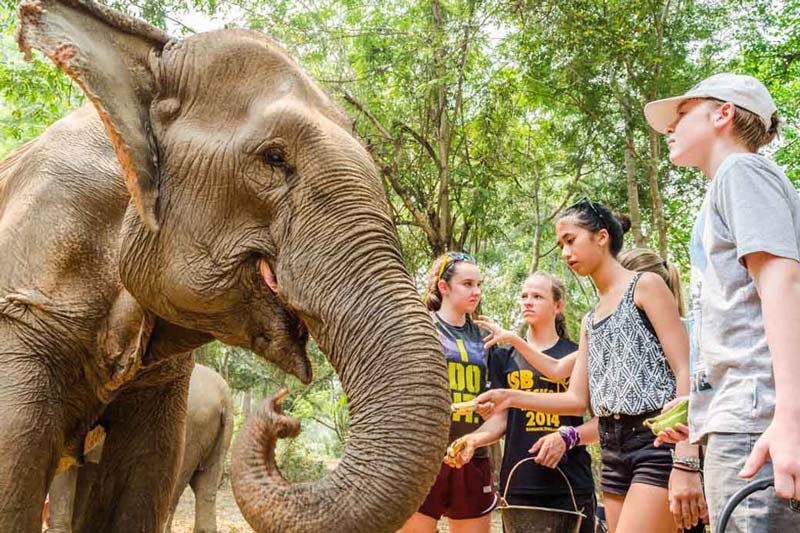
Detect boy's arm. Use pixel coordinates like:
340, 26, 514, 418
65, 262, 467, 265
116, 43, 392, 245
739, 252, 800, 499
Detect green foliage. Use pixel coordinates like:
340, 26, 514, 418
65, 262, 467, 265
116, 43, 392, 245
1, 0, 796, 480
733, 0, 800, 184
0, 9, 83, 157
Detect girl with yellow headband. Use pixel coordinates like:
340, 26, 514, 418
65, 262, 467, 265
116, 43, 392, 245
398, 251, 499, 533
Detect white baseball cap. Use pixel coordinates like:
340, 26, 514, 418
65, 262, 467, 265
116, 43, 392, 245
644, 73, 777, 134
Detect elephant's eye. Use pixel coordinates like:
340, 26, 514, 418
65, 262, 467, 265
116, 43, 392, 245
263, 147, 287, 167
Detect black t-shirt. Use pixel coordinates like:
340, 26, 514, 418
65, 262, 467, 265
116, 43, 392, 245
433, 312, 494, 459
490, 337, 594, 496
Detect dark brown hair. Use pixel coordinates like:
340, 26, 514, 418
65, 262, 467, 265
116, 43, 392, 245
424, 253, 478, 312
559, 199, 632, 257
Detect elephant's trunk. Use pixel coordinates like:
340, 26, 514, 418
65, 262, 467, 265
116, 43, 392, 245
231, 207, 450, 533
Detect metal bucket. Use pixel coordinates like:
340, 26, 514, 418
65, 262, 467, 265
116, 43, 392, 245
714, 477, 773, 533
498, 457, 586, 533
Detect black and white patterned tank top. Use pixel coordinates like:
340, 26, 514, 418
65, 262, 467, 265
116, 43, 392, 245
586, 273, 677, 417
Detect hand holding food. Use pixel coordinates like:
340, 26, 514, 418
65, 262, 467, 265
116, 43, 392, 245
645, 398, 689, 435
450, 399, 479, 417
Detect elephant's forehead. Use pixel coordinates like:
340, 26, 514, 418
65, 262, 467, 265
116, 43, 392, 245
164, 29, 351, 130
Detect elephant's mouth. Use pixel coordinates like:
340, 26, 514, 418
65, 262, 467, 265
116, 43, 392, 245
231, 256, 311, 383
258, 258, 307, 338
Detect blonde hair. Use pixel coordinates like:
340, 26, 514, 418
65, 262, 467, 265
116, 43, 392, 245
525, 272, 570, 341
618, 248, 685, 316
707, 99, 780, 151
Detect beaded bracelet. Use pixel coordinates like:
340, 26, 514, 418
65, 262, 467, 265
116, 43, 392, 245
557, 426, 580, 450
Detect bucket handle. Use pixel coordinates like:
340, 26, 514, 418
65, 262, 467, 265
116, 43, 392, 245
713, 476, 773, 533
501, 456, 580, 515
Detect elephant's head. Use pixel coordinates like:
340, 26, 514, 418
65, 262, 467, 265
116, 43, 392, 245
17, 1, 450, 531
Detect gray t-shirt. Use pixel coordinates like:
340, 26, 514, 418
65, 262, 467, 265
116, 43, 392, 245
689, 153, 800, 444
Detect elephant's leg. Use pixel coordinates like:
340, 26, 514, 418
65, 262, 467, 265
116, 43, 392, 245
189, 461, 224, 533
70, 461, 99, 532
73, 363, 192, 533
0, 357, 63, 532
46, 467, 78, 533
165, 458, 196, 533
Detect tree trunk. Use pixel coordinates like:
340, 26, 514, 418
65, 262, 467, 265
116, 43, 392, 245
242, 388, 252, 420
623, 99, 646, 247
221, 347, 231, 381
648, 128, 668, 257
647, 0, 671, 258
530, 222, 543, 274
432, 0, 452, 253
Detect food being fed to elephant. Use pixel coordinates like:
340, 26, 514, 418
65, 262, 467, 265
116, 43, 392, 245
0, 0, 450, 532
45, 364, 234, 533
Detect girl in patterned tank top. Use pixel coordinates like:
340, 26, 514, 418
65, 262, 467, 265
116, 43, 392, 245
477, 199, 699, 533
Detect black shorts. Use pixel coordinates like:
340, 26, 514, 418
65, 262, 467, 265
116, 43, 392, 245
418, 458, 498, 520
504, 492, 597, 533
598, 410, 674, 495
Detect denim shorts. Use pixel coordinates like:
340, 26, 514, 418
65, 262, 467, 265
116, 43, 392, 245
704, 432, 800, 532
598, 410, 674, 495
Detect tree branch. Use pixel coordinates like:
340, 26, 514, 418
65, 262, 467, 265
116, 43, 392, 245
338, 89, 394, 142
395, 122, 442, 169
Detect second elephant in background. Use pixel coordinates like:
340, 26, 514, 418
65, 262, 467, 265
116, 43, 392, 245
47, 364, 234, 533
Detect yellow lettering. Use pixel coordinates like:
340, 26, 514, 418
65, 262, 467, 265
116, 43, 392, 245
455, 339, 469, 362
451, 392, 464, 423
448, 362, 465, 390
508, 371, 520, 390
523, 411, 561, 431
520, 370, 534, 390
465, 365, 481, 393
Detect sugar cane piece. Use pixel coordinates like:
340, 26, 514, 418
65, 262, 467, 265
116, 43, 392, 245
451, 399, 479, 416
644, 399, 689, 435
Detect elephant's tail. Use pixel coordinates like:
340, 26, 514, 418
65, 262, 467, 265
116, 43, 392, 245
210, 385, 235, 487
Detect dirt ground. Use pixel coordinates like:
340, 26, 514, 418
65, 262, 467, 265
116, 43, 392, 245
168, 483, 504, 532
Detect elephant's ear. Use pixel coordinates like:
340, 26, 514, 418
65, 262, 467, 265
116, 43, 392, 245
16, 0, 171, 232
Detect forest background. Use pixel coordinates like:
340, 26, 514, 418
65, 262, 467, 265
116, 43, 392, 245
1, 0, 797, 485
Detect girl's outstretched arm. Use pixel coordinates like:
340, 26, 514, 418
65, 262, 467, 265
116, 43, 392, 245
477, 318, 591, 416
476, 316, 576, 380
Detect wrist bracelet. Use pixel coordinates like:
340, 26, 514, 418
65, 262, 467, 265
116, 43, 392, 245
557, 426, 580, 450
672, 464, 701, 473
671, 450, 701, 470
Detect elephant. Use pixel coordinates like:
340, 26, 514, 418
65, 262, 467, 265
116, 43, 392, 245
45, 364, 234, 533
0, 1, 451, 532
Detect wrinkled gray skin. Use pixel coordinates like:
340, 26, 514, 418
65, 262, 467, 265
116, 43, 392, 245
0, 1, 450, 532
46, 364, 234, 533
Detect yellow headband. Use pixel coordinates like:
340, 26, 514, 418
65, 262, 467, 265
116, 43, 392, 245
437, 256, 450, 281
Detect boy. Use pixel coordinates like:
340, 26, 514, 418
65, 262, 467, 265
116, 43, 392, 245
645, 73, 800, 530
